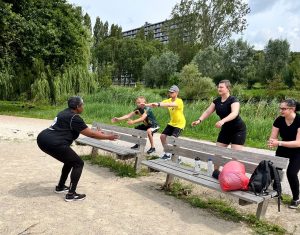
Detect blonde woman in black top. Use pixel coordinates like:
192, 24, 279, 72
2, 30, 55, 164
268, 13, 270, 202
192, 80, 246, 178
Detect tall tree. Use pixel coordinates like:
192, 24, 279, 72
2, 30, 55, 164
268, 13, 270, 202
83, 13, 92, 33
263, 39, 290, 84
169, 0, 250, 48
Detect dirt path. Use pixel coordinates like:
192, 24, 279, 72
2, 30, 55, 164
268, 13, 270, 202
0, 115, 298, 234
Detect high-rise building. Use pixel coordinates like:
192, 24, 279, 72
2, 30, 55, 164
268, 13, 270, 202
122, 20, 169, 43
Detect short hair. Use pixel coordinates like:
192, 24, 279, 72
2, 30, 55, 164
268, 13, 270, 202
68, 96, 84, 109
136, 96, 147, 102
218, 80, 231, 91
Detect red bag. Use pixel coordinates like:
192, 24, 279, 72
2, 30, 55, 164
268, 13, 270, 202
219, 161, 249, 191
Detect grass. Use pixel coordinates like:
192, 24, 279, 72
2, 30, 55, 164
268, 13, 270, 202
166, 180, 288, 235
81, 154, 148, 177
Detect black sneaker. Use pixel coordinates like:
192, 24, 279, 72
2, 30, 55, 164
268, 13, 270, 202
147, 147, 156, 154
54, 185, 69, 194
65, 192, 86, 202
288, 199, 300, 209
131, 144, 139, 149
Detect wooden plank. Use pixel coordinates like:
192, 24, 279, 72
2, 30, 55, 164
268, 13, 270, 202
76, 137, 139, 156
166, 137, 289, 170
256, 200, 269, 219
99, 130, 147, 145
94, 122, 148, 138
142, 160, 266, 203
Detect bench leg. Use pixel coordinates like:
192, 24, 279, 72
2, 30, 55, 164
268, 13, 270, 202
91, 147, 98, 157
256, 200, 269, 219
134, 154, 144, 173
164, 154, 178, 189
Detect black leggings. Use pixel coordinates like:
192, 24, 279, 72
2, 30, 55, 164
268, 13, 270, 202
37, 142, 84, 193
286, 156, 300, 201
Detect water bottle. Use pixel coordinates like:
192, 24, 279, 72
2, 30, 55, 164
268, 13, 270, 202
194, 157, 201, 174
207, 158, 214, 176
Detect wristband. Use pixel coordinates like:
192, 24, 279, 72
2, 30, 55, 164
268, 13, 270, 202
157, 102, 160, 107
198, 119, 202, 122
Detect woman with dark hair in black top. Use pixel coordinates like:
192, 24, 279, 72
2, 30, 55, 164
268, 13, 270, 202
268, 99, 300, 209
192, 80, 246, 178
37, 96, 118, 202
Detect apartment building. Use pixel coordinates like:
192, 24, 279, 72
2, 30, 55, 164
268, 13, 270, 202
122, 20, 169, 43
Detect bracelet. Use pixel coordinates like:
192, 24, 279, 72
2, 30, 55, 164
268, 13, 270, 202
157, 102, 160, 107
198, 119, 202, 122
278, 141, 282, 146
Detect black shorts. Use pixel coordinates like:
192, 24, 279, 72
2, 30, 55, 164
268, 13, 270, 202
161, 124, 182, 137
217, 126, 246, 145
135, 124, 160, 134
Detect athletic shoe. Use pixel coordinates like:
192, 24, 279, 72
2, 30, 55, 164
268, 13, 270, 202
131, 144, 139, 149
288, 199, 300, 209
146, 147, 156, 154
65, 192, 86, 202
161, 153, 171, 160
212, 169, 220, 179
54, 185, 69, 194
150, 126, 160, 134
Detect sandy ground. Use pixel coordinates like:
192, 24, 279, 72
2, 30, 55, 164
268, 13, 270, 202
0, 115, 299, 235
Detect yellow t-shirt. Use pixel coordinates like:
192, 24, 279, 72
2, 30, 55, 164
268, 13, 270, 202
162, 98, 186, 129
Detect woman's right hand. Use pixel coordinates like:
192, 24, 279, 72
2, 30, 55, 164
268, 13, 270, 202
191, 120, 201, 126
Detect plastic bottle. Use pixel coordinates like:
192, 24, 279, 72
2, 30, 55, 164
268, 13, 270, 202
194, 157, 201, 174
207, 158, 214, 176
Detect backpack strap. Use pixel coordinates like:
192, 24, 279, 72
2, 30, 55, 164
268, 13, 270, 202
268, 161, 282, 212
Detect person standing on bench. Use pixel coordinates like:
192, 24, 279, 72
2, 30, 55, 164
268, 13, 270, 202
144, 85, 186, 160
37, 96, 118, 202
111, 96, 159, 154
267, 99, 300, 209
191, 80, 246, 178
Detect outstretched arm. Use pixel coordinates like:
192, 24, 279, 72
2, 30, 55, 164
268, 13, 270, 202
127, 113, 147, 125
80, 128, 119, 141
111, 111, 135, 123
192, 103, 215, 126
144, 102, 177, 108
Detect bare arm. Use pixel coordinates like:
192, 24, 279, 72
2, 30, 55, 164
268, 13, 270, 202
111, 111, 135, 123
127, 113, 147, 125
144, 102, 177, 108
80, 128, 119, 141
191, 103, 215, 126
215, 102, 240, 128
268, 127, 300, 148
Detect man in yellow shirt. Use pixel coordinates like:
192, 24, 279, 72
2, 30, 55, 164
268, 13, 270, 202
145, 85, 186, 160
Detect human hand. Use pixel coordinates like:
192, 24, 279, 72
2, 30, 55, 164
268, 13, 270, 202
191, 120, 201, 126
111, 117, 118, 123
108, 134, 119, 141
215, 120, 224, 128
149, 103, 158, 107
127, 119, 134, 125
267, 138, 279, 148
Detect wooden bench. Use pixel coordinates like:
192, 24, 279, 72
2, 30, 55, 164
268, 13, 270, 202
76, 122, 147, 172
142, 136, 289, 219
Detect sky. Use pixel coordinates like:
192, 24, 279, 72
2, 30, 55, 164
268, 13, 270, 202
67, 0, 300, 52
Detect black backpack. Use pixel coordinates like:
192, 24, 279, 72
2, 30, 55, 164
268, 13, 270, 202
248, 160, 282, 212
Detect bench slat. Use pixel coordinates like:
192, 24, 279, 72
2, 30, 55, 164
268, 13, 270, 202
93, 122, 148, 138
76, 137, 139, 156
142, 159, 271, 203
167, 137, 289, 169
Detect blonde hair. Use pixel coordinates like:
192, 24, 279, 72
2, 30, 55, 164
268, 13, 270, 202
218, 80, 231, 91
136, 96, 147, 102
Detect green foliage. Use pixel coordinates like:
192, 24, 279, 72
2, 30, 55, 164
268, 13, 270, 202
142, 51, 179, 87
179, 64, 215, 100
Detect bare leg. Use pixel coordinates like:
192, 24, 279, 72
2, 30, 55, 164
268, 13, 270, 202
160, 134, 167, 151
231, 144, 244, 151
215, 142, 229, 170
147, 129, 154, 148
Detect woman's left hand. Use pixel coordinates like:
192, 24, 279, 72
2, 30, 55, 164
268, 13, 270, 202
215, 120, 224, 128
267, 138, 279, 148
